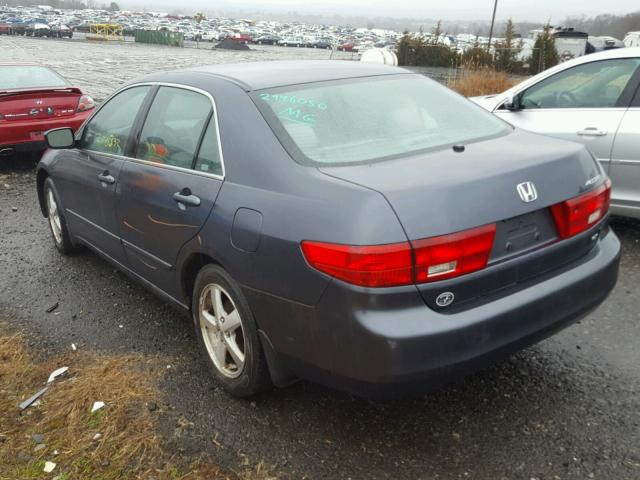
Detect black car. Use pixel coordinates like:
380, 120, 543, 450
37, 61, 620, 398
48, 23, 73, 38
308, 38, 333, 49
253, 34, 281, 45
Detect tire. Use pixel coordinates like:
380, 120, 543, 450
192, 264, 271, 397
43, 177, 78, 254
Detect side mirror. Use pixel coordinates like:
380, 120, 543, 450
502, 95, 522, 111
45, 128, 75, 149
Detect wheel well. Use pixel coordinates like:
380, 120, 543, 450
181, 253, 220, 307
36, 168, 49, 217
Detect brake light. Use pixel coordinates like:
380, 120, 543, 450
550, 179, 611, 239
413, 224, 497, 283
76, 94, 95, 112
301, 223, 497, 288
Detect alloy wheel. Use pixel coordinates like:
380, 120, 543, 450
199, 283, 246, 378
46, 188, 63, 244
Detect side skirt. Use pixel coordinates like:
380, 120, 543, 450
74, 235, 190, 315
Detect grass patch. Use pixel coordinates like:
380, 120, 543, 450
0, 324, 276, 479
449, 68, 515, 97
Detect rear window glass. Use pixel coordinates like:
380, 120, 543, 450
0, 66, 68, 90
252, 74, 510, 166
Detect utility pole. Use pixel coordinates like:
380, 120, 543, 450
487, 0, 498, 52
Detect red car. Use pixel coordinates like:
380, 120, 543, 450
337, 42, 358, 52
226, 33, 252, 44
0, 63, 94, 158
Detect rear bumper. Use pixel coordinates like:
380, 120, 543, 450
0, 111, 89, 151
251, 228, 620, 397
610, 202, 640, 220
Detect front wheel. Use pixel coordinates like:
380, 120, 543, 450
44, 177, 78, 254
192, 265, 271, 397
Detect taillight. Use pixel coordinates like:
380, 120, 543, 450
300, 241, 413, 288
412, 224, 497, 283
550, 179, 611, 239
301, 223, 497, 288
77, 94, 95, 112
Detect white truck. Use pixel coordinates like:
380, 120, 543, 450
624, 32, 640, 48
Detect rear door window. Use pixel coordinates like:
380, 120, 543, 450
135, 86, 212, 170
80, 86, 151, 156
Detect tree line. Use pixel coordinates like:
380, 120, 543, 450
396, 20, 560, 75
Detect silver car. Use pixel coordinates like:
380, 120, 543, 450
472, 48, 640, 219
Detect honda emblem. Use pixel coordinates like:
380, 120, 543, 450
516, 182, 538, 203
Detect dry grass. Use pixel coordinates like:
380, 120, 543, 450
448, 68, 515, 97
0, 325, 276, 480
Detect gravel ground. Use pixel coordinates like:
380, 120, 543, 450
0, 35, 357, 102
0, 35, 451, 102
1, 35, 640, 480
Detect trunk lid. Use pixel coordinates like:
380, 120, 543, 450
319, 130, 601, 241
0, 88, 82, 122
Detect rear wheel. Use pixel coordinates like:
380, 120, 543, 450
44, 177, 77, 254
192, 265, 271, 397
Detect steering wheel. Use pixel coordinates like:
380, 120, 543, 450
556, 91, 577, 108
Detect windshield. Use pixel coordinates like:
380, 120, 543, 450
252, 74, 510, 166
0, 66, 68, 91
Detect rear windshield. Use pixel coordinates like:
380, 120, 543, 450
0, 66, 68, 90
252, 74, 511, 166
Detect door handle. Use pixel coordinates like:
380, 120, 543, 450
173, 188, 201, 207
97, 171, 115, 185
577, 128, 607, 137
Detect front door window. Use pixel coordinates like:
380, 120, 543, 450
80, 86, 151, 155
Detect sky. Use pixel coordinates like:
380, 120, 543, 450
128, 0, 640, 22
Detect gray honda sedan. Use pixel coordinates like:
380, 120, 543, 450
37, 61, 620, 398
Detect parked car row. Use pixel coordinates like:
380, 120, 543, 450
0, 5, 399, 53
0, 20, 73, 38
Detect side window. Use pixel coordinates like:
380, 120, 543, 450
520, 59, 640, 109
194, 115, 223, 176
136, 86, 212, 169
80, 86, 150, 155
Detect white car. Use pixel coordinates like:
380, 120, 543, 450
472, 48, 640, 219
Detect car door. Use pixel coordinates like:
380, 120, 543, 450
609, 82, 640, 218
494, 58, 640, 172
54, 85, 152, 263
116, 85, 224, 296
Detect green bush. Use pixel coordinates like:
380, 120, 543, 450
396, 33, 458, 68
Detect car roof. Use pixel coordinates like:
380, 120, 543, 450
178, 60, 411, 91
